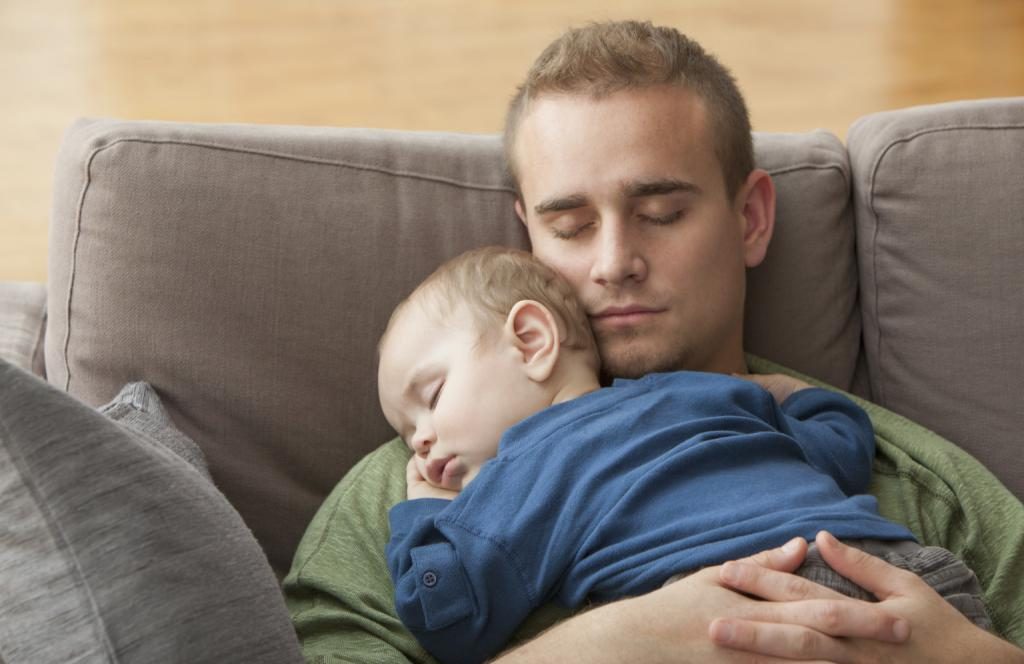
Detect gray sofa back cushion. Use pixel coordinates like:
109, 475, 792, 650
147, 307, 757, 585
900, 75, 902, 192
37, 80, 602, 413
848, 97, 1024, 499
47, 118, 859, 573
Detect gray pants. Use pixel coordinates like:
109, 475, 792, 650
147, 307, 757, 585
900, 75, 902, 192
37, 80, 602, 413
796, 539, 992, 631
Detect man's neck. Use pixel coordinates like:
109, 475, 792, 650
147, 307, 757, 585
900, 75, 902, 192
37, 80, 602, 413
691, 336, 749, 376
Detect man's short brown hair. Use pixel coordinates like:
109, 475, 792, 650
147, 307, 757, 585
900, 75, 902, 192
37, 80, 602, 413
504, 20, 753, 200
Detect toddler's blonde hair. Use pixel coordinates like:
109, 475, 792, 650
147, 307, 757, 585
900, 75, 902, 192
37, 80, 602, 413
382, 246, 599, 369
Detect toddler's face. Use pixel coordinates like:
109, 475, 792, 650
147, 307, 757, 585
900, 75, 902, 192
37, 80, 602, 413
378, 300, 544, 491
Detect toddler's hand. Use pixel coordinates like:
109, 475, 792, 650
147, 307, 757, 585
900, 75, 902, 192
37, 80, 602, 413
406, 456, 460, 501
735, 372, 812, 404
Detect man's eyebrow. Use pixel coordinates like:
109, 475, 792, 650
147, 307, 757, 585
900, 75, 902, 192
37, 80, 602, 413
533, 193, 589, 216
623, 178, 702, 198
532, 180, 700, 216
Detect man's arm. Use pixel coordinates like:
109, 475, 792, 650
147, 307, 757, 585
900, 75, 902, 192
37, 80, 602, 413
288, 428, 1023, 662
286, 440, 906, 664
712, 532, 1024, 662
494, 537, 911, 664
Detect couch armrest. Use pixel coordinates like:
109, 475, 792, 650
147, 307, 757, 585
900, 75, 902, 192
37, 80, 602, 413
848, 97, 1024, 500
0, 281, 46, 377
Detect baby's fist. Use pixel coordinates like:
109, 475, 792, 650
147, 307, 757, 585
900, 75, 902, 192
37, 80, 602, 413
406, 456, 460, 501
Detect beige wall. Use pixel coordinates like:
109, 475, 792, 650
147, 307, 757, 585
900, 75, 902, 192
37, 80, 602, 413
3, 0, 1023, 282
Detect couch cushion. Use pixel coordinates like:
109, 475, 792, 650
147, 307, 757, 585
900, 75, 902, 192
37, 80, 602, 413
0, 359, 302, 663
847, 97, 1024, 500
746, 131, 860, 392
47, 118, 859, 573
0, 281, 46, 375
100, 380, 213, 481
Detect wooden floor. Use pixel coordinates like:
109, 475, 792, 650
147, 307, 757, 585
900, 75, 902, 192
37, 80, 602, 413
2, 0, 1023, 282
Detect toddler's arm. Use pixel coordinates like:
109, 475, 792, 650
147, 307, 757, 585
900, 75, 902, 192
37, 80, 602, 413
736, 372, 874, 494
774, 387, 876, 495
387, 470, 537, 664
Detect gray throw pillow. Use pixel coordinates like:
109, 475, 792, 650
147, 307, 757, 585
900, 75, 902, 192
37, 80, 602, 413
99, 380, 212, 481
0, 359, 302, 663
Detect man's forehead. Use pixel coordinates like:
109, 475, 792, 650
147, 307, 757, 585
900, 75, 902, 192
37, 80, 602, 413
514, 88, 721, 208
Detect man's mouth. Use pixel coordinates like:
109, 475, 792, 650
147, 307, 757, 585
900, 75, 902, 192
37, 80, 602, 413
590, 305, 665, 328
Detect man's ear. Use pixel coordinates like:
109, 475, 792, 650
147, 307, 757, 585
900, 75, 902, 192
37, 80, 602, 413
514, 198, 528, 227
504, 300, 559, 383
735, 169, 776, 268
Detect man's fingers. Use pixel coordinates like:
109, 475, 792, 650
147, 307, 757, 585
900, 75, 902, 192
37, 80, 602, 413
720, 559, 847, 602
814, 531, 914, 600
739, 597, 910, 642
710, 618, 842, 663
736, 537, 808, 573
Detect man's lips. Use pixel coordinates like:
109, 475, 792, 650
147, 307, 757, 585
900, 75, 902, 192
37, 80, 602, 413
590, 305, 665, 327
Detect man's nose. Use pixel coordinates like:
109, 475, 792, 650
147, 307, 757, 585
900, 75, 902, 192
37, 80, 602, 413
590, 219, 647, 286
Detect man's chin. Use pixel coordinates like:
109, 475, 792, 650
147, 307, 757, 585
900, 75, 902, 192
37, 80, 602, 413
598, 341, 688, 381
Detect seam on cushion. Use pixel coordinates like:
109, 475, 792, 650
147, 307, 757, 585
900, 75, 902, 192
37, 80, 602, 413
63, 143, 111, 391
0, 409, 119, 662
865, 122, 1024, 408
767, 162, 849, 181
93, 136, 517, 193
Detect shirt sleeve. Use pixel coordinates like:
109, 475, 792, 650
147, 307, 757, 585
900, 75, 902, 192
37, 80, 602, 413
386, 499, 537, 664
776, 387, 876, 495
283, 438, 438, 664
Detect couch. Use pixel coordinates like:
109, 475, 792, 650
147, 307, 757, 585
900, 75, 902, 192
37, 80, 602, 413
1, 97, 1022, 660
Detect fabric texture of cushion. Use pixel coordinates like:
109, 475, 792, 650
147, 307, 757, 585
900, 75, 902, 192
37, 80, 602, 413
0, 358, 302, 663
45, 118, 862, 574
746, 131, 860, 392
0, 281, 46, 375
848, 97, 1024, 500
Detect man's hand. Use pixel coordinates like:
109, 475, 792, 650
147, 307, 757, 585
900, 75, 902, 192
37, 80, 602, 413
496, 536, 910, 663
405, 457, 459, 501
735, 372, 812, 404
712, 531, 1024, 663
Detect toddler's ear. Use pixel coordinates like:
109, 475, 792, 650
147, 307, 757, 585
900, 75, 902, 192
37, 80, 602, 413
505, 300, 560, 382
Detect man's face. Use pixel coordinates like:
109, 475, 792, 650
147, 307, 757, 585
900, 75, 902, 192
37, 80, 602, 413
514, 85, 760, 378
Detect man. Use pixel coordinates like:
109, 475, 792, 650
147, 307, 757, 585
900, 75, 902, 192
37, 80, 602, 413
285, 21, 1024, 662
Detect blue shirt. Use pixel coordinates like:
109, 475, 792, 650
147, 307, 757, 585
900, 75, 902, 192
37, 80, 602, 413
386, 371, 915, 664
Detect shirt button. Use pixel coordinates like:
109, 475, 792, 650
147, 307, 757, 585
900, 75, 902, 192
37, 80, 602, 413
422, 571, 439, 588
